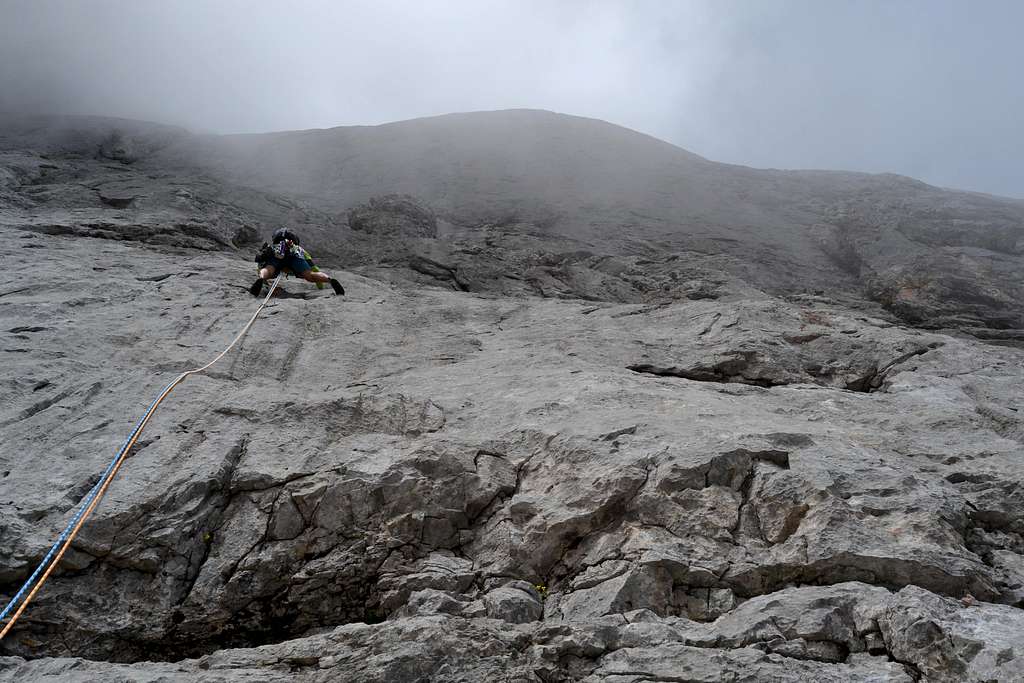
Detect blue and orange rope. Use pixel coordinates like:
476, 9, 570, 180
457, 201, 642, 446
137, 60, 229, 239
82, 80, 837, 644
0, 274, 282, 640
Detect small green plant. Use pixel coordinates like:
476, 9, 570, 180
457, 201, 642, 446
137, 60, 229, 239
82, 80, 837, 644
534, 584, 549, 602
202, 531, 213, 544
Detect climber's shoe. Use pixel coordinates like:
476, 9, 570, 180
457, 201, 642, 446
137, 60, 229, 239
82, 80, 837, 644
329, 278, 345, 296
249, 278, 264, 297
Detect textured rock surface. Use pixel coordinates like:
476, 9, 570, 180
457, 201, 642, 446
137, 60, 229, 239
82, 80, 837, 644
3, 110, 1023, 332
0, 111, 1023, 681
878, 586, 1024, 682
348, 194, 438, 238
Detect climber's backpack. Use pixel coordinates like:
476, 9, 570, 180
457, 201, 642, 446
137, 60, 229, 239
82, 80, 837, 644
272, 228, 301, 245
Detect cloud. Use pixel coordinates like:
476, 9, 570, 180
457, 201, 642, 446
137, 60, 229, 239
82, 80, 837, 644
0, 0, 1021, 197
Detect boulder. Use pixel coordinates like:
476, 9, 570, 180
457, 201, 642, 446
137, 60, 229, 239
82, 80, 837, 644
483, 581, 544, 624
348, 194, 438, 238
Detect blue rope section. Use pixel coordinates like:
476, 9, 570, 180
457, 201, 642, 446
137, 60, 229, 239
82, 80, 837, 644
0, 376, 180, 625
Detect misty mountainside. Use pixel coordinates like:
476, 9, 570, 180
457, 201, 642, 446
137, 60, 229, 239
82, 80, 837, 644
2, 109, 1023, 336
2, 111, 1024, 682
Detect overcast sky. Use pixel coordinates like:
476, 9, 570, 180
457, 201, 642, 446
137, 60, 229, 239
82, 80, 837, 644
1, 0, 1022, 197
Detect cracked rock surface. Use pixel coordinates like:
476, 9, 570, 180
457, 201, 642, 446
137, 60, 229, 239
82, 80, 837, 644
2, 226, 1022, 681
1, 112, 1024, 681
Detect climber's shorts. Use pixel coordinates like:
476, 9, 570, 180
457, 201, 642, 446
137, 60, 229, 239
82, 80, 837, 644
269, 253, 312, 276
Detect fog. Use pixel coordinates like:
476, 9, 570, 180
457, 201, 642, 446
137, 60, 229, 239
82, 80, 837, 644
1, 0, 1021, 197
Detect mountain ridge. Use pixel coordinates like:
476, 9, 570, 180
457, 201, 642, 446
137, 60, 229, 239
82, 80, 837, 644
1, 108, 1022, 332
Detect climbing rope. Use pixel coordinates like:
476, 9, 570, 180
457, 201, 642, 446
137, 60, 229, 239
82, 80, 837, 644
0, 274, 283, 640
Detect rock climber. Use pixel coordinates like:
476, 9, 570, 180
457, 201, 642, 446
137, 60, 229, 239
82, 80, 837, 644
250, 228, 344, 296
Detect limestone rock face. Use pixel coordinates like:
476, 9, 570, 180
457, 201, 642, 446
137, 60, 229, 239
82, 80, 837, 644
879, 586, 1024, 682
0, 111, 1023, 681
